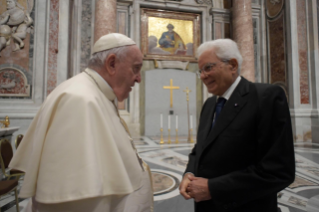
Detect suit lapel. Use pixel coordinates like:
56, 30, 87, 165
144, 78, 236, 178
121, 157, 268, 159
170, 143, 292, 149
200, 96, 217, 141
202, 77, 250, 150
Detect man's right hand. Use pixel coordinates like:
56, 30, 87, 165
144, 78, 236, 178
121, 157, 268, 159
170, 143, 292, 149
179, 173, 194, 200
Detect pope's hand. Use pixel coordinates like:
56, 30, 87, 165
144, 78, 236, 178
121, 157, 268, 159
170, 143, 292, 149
187, 176, 211, 202
179, 173, 194, 200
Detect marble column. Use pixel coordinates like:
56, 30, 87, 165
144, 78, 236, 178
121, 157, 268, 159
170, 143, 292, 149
232, 0, 255, 82
94, 0, 116, 42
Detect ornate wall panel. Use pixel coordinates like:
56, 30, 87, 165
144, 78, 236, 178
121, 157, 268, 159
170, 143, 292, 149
268, 13, 286, 84
296, 0, 310, 104
0, 0, 35, 99
266, 0, 284, 18
267, 0, 287, 93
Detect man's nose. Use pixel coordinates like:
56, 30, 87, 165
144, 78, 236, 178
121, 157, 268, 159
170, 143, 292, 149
200, 71, 207, 79
135, 74, 141, 83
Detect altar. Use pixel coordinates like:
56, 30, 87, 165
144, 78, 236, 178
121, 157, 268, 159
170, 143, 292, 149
0, 127, 20, 147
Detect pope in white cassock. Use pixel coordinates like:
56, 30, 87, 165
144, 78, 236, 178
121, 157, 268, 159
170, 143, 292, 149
9, 33, 153, 212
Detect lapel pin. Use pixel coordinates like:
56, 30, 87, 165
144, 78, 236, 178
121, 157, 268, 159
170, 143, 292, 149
234, 103, 238, 107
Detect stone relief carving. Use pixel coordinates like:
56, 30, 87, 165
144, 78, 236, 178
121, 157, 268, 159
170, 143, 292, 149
0, 0, 34, 54
0, 67, 30, 97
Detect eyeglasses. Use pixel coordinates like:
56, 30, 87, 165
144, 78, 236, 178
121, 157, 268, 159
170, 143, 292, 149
196, 60, 229, 78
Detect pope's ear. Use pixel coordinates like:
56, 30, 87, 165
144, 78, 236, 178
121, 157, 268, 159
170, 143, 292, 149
228, 58, 238, 71
104, 54, 116, 75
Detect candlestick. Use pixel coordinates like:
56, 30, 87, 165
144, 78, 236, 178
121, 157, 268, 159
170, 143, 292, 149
190, 115, 193, 129
168, 129, 171, 144
168, 115, 171, 129
175, 129, 179, 144
176, 115, 178, 129
189, 128, 194, 143
160, 128, 164, 144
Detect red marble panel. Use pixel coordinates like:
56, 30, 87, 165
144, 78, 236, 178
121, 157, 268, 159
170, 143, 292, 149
297, 0, 309, 104
47, 0, 59, 96
94, 0, 116, 42
269, 13, 286, 84
215, 22, 222, 39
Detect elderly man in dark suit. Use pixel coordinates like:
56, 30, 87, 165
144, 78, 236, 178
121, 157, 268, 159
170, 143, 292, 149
179, 39, 295, 212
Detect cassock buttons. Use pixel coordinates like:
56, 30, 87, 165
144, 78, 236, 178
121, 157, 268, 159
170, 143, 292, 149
234, 103, 238, 107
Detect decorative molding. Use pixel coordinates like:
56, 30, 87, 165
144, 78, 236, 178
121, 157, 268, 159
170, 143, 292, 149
196, 0, 212, 6
154, 60, 189, 70
266, 0, 284, 18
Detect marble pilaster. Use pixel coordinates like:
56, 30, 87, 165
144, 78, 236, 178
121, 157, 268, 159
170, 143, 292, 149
47, 0, 59, 96
94, 0, 116, 42
297, 0, 310, 104
232, 0, 255, 82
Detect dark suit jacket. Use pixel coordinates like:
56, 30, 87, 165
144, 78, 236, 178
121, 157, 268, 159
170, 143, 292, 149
185, 77, 295, 212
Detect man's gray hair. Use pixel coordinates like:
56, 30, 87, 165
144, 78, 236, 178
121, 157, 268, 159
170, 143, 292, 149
197, 39, 243, 73
88, 45, 130, 69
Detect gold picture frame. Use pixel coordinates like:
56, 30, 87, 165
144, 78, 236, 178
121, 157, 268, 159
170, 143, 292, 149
141, 8, 201, 62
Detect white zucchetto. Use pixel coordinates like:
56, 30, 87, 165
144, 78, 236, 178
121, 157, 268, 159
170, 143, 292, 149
92, 33, 136, 54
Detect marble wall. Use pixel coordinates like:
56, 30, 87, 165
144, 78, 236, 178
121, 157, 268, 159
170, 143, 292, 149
80, 0, 93, 72
268, 13, 286, 84
47, 0, 59, 96
297, 0, 310, 104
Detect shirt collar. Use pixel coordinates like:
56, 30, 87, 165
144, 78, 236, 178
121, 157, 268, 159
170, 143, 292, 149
84, 68, 117, 102
218, 76, 241, 101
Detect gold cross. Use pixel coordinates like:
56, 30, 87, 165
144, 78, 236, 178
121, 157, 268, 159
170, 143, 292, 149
183, 87, 191, 102
163, 79, 180, 108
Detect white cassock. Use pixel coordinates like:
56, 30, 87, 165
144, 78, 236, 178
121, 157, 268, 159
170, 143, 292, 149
9, 68, 153, 212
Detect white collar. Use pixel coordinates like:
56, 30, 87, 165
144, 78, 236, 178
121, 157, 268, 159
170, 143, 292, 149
218, 76, 241, 101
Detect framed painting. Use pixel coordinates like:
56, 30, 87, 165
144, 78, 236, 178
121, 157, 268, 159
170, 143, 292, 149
141, 8, 201, 62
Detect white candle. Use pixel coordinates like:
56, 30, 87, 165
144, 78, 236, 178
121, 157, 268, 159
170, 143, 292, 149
160, 114, 163, 128
168, 115, 171, 129
176, 115, 178, 129
190, 115, 193, 129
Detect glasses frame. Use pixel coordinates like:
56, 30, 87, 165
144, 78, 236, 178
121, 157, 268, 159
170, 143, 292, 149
196, 60, 229, 78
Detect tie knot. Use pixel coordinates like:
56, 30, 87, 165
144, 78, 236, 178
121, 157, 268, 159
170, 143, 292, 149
217, 97, 226, 106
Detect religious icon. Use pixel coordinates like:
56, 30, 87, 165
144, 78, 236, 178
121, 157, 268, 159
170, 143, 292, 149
158, 23, 186, 55
141, 8, 200, 62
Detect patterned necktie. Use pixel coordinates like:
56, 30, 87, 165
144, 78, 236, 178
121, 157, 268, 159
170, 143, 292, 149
212, 97, 226, 129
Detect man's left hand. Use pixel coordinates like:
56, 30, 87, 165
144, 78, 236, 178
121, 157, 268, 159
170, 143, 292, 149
187, 176, 211, 202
